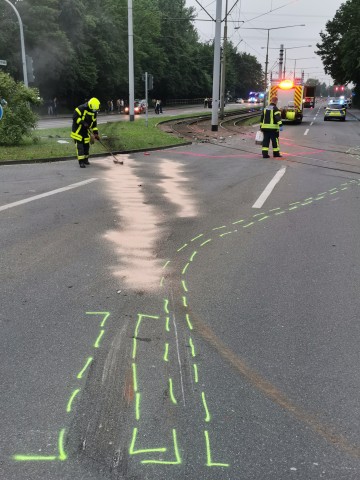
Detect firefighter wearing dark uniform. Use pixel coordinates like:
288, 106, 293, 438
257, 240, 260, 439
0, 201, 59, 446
71, 97, 100, 168
260, 96, 283, 158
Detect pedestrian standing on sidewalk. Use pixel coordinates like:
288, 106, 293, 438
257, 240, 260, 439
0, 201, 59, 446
260, 96, 283, 158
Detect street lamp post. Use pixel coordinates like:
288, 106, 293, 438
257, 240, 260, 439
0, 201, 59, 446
240, 25, 305, 91
4, 0, 28, 86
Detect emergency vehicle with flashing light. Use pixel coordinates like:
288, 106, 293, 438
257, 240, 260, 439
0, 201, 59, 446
267, 78, 304, 124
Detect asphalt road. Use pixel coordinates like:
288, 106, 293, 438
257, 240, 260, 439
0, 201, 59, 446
1, 103, 360, 480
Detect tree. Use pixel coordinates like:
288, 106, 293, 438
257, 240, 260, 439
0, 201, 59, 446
0, 72, 40, 145
316, 0, 360, 103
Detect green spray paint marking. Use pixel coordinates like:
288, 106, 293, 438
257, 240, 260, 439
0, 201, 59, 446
212, 225, 227, 231
329, 187, 338, 192
58, 429, 67, 461
243, 222, 254, 228
288, 206, 298, 211
253, 212, 265, 218
13, 454, 57, 462
275, 211, 285, 215
185, 313, 194, 330
66, 389, 80, 413
182, 262, 190, 274
330, 191, 338, 195
232, 219, 244, 224
304, 197, 313, 201
289, 201, 300, 206
183, 296, 188, 307
257, 216, 269, 222
142, 429, 181, 465
169, 378, 177, 404
318, 192, 327, 195
129, 428, 167, 455
163, 260, 171, 269
341, 183, 348, 186
269, 207, 281, 212
204, 431, 229, 467
193, 363, 199, 383
165, 316, 170, 332
132, 315, 143, 359
177, 243, 188, 252
135, 392, 141, 421
191, 233, 204, 242
94, 329, 105, 348
190, 251, 197, 262
164, 299, 169, 314
86, 311, 110, 327
219, 231, 233, 237
160, 276, 165, 287
200, 239, 212, 247
77, 357, 93, 379
315, 196, 325, 201
181, 280, 188, 293
189, 337, 196, 357
201, 392, 211, 422
341, 187, 348, 191
132, 363, 138, 392
164, 343, 169, 362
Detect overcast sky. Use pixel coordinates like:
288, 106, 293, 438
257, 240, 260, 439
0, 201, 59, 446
185, 0, 345, 85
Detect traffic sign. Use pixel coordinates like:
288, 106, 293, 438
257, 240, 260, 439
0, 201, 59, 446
0, 60, 7, 66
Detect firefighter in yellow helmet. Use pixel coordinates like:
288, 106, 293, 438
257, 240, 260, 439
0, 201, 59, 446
71, 97, 101, 168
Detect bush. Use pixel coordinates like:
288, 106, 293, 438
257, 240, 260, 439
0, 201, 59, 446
0, 72, 41, 145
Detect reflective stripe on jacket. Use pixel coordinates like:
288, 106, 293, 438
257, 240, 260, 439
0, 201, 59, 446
70, 103, 99, 142
260, 104, 282, 130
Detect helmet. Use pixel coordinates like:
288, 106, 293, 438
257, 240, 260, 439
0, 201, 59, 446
88, 97, 100, 111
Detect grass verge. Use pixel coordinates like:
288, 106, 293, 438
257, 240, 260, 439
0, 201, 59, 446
0, 115, 191, 163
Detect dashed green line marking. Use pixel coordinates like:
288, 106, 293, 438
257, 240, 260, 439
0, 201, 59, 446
269, 207, 281, 212
189, 337, 196, 357
204, 431, 229, 467
177, 243, 188, 252
165, 316, 170, 332
200, 239, 212, 247
94, 329, 105, 348
191, 233, 204, 242
219, 231, 233, 237
169, 378, 177, 405
275, 211, 285, 215
86, 311, 110, 327
243, 222, 254, 228
232, 219, 244, 225
58, 429, 67, 461
253, 212, 265, 218
304, 197, 313, 201
66, 389, 80, 413
190, 251, 197, 262
330, 191, 338, 195
341, 187, 348, 191
164, 343, 169, 362
135, 392, 141, 421
13, 455, 57, 462
329, 187, 338, 192
185, 313, 194, 330
288, 206, 298, 210
182, 262, 190, 275
141, 429, 181, 465
193, 364, 199, 383
77, 357, 93, 379
129, 428, 167, 455
132, 363, 138, 392
163, 260, 170, 269
289, 201, 300, 206
257, 216, 269, 222
181, 280, 188, 292
319, 192, 327, 195
315, 196, 325, 200
182, 296, 188, 307
160, 276, 165, 287
201, 392, 211, 422
164, 299, 170, 314
132, 315, 142, 359
212, 225, 227, 231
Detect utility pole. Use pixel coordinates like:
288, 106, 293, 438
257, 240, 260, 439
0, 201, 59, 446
4, 0, 28, 87
128, 0, 135, 121
211, 0, 222, 131
219, 0, 228, 119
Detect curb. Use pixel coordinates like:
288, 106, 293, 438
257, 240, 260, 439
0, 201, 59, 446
0, 141, 193, 167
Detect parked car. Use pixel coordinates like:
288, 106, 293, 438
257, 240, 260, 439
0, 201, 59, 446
124, 101, 145, 114
324, 103, 346, 121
